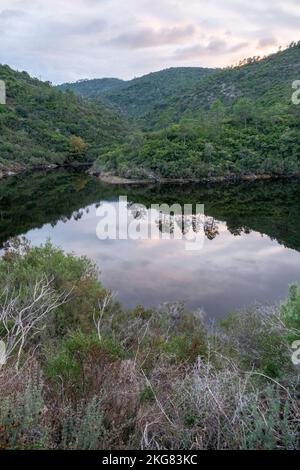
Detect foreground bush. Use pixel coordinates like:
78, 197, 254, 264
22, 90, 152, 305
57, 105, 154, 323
0, 240, 299, 449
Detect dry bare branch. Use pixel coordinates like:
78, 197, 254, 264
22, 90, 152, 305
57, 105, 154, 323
0, 276, 69, 369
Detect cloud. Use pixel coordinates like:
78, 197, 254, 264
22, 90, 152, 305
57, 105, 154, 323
255, 6, 300, 29
48, 18, 107, 37
173, 39, 249, 60
258, 37, 278, 48
107, 24, 196, 49
0, 0, 299, 83
0, 9, 25, 20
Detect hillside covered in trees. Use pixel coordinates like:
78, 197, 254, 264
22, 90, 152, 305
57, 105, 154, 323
0, 65, 128, 174
58, 67, 218, 118
1, 43, 300, 180
89, 43, 300, 180
57, 77, 125, 99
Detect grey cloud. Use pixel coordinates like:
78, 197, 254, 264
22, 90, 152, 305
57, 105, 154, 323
0, 9, 25, 20
258, 37, 278, 48
229, 41, 249, 52
174, 39, 248, 60
70, 19, 106, 35
225, 1, 300, 30
46, 18, 107, 37
107, 24, 196, 49
1, 0, 299, 83
255, 8, 300, 29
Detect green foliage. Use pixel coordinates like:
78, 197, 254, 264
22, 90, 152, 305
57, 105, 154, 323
282, 284, 300, 339
219, 309, 291, 378
58, 67, 217, 118
90, 43, 300, 180
60, 397, 104, 450
45, 330, 125, 395
0, 65, 128, 170
144, 43, 300, 128
139, 385, 155, 403
243, 387, 297, 450
0, 363, 105, 450
0, 238, 105, 335
3, 44, 300, 180
93, 93, 300, 179
57, 77, 124, 98
163, 335, 206, 363
0, 368, 48, 449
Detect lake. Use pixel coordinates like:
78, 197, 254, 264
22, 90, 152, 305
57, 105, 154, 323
1, 168, 300, 320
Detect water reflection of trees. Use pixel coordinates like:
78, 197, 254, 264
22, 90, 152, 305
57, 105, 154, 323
1, 170, 300, 252
128, 203, 219, 240
127, 203, 147, 221
204, 217, 219, 241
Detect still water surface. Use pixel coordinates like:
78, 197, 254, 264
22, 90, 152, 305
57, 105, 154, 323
1, 169, 300, 319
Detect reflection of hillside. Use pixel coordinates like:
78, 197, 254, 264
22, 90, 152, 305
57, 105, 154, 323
0, 169, 300, 252
124, 181, 300, 252
0, 170, 107, 247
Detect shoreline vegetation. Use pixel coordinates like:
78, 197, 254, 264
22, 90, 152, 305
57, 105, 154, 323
2, 164, 300, 186
0, 239, 300, 450
94, 170, 300, 185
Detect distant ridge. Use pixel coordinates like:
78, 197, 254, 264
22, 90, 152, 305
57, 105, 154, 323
57, 67, 218, 117
57, 77, 124, 98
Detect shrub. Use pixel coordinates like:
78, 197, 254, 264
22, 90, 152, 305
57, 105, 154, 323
0, 238, 106, 335
282, 284, 300, 339
163, 335, 206, 363
60, 397, 104, 450
139, 385, 155, 403
45, 330, 125, 398
0, 364, 49, 449
243, 386, 298, 450
219, 307, 291, 378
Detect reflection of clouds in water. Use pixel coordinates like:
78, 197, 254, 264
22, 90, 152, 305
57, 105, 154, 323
23, 201, 300, 320
255, 246, 287, 258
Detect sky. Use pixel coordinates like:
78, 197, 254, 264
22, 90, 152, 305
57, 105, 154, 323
0, 0, 300, 84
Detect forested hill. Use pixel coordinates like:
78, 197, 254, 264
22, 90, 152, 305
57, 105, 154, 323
2, 43, 300, 180
57, 77, 124, 98
0, 65, 128, 173
58, 67, 218, 118
143, 42, 300, 129
91, 43, 300, 180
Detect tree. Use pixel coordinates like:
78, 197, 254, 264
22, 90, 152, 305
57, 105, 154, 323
233, 98, 254, 128
69, 135, 87, 155
209, 99, 225, 135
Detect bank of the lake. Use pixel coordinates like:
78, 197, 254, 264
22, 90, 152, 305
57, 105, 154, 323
94, 170, 300, 185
